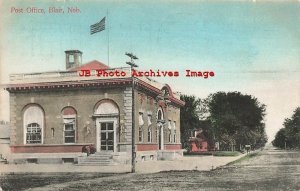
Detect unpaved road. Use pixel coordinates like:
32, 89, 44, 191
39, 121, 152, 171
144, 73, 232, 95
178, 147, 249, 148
1, 146, 300, 191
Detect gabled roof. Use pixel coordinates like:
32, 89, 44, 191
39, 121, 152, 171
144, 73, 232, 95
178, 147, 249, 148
68, 60, 110, 71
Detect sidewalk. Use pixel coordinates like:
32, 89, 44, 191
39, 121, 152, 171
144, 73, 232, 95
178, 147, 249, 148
0, 154, 246, 174
136, 153, 246, 173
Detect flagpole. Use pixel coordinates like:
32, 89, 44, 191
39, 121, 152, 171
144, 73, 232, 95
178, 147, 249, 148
107, 10, 110, 66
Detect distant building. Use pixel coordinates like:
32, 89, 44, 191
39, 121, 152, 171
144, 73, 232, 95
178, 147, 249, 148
0, 121, 10, 161
4, 50, 184, 164
189, 128, 208, 152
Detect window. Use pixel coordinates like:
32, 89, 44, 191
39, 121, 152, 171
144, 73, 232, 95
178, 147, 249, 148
64, 118, 75, 143
158, 110, 162, 121
168, 120, 172, 143
147, 114, 152, 143
157, 107, 164, 123
139, 126, 143, 142
51, 128, 55, 138
69, 54, 74, 62
169, 129, 172, 143
147, 114, 152, 126
139, 112, 144, 142
148, 126, 152, 142
139, 112, 144, 126
27, 158, 38, 163
173, 121, 176, 143
62, 107, 77, 144
173, 130, 176, 143
155, 127, 158, 141
150, 155, 154, 160
156, 107, 164, 146
23, 105, 44, 144
26, 123, 41, 144
94, 100, 119, 116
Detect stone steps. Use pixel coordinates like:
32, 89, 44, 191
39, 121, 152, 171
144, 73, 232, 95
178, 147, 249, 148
77, 152, 116, 166
77, 161, 116, 166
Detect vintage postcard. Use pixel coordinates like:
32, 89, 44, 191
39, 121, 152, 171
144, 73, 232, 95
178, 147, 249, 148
0, 0, 299, 190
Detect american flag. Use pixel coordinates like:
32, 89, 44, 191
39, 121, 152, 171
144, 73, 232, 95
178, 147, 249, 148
90, 17, 105, 35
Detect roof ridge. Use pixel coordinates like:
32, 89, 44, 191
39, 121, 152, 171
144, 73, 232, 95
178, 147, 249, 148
68, 60, 110, 71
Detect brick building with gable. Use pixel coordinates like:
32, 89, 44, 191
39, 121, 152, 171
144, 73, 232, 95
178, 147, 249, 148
4, 50, 184, 164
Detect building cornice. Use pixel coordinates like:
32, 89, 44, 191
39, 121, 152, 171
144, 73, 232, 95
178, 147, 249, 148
3, 72, 185, 107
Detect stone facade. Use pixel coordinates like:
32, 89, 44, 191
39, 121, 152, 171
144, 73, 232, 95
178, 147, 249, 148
10, 88, 124, 146
5, 50, 185, 164
0, 121, 10, 161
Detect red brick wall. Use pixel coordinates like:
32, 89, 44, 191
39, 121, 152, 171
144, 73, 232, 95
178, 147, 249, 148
137, 144, 181, 151
136, 144, 158, 151
11, 144, 88, 153
165, 144, 181, 150
11, 143, 182, 153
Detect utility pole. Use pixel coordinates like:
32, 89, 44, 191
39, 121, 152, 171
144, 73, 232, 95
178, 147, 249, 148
125, 52, 138, 173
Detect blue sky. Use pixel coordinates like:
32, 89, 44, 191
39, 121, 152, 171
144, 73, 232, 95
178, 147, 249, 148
1, 0, 300, 141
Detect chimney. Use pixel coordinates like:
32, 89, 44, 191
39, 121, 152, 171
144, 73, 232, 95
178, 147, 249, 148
65, 50, 83, 70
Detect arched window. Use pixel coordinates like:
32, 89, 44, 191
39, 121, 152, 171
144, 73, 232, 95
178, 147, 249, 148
156, 107, 164, 143
23, 105, 44, 144
157, 107, 164, 121
94, 100, 119, 116
62, 107, 77, 144
158, 110, 162, 121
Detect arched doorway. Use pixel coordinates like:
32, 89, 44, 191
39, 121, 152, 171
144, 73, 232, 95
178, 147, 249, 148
94, 99, 119, 152
157, 107, 164, 150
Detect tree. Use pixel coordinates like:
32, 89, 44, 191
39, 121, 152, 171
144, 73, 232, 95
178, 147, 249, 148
272, 107, 300, 149
272, 128, 287, 149
208, 91, 267, 150
180, 95, 201, 150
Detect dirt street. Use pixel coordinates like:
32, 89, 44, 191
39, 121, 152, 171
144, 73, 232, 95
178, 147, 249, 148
1, 146, 300, 190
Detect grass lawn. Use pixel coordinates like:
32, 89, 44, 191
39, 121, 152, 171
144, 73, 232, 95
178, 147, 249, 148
184, 151, 241, 156
227, 152, 260, 165
0, 172, 126, 191
213, 151, 241, 156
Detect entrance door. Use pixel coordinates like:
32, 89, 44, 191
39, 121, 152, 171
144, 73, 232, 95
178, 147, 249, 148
96, 118, 117, 152
100, 122, 114, 151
